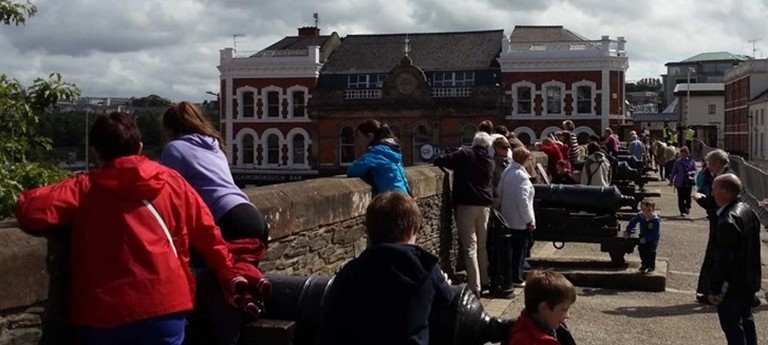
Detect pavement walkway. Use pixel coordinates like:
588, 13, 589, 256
480, 179, 768, 345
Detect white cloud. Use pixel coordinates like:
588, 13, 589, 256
1, 0, 767, 101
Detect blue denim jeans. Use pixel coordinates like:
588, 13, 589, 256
717, 293, 757, 345
80, 313, 185, 345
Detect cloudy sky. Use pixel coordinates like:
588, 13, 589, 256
1, 0, 767, 102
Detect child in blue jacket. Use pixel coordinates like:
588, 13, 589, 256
625, 199, 661, 273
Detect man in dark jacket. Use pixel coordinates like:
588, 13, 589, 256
433, 132, 494, 296
693, 149, 736, 304
708, 174, 761, 345
316, 192, 454, 345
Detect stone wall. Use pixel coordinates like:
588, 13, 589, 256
0, 165, 458, 345
0, 153, 548, 345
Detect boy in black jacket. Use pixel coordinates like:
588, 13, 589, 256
316, 192, 455, 345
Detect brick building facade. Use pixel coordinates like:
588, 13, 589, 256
723, 59, 768, 157
217, 25, 628, 183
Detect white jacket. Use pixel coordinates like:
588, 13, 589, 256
581, 152, 611, 186
496, 162, 536, 230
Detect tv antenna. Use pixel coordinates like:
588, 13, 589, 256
313, 12, 319, 27
748, 38, 762, 58
233, 33, 245, 52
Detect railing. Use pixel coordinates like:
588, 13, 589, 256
343, 89, 382, 99
724, 59, 768, 80
692, 139, 768, 227
505, 39, 625, 57
430, 87, 472, 98
245, 49, 310, 58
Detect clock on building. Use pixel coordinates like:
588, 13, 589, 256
395, 73, 418, 95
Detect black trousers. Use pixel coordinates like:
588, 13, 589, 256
217, 202, 270, 243
638, 240, 658, 269
676, 185, 692, 214
510, 230, 530, 284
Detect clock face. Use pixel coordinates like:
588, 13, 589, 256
396, 73, 418, 95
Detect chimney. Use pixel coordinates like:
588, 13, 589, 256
298, 26, 320, 37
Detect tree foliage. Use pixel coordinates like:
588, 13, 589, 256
1, 1, 80, 219
0, 0, 36, 26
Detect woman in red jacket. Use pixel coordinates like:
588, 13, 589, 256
15, 113, 255, 345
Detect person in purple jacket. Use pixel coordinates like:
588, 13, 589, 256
668, 146, 697, 217
161, 102, 269, 345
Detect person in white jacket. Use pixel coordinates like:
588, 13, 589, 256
581, 142, 612, 186
497, 147, 536, 287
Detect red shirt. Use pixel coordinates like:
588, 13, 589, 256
539, 143, 564, 176
508, 310, 560, 345
16, 156, 233, 328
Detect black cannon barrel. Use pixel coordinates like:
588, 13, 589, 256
616, 155, 643, 171
534, 184, 636, 213
261, 274, 513, 345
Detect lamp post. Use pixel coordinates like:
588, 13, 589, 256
84, 110, 90, 172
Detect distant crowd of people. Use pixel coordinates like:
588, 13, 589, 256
10, 106, 763, 345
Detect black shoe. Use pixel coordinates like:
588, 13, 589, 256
753, 295, 762, 308
696, 294, 712, 305
638, 266, 646, 273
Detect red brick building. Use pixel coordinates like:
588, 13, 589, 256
723, 59, 768, 157
217, 25, 628, 183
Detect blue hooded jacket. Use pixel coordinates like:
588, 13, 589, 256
347, 140, 410, 195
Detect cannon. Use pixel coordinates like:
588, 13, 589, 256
533, 184, 639, 264
258, 274, 513, 345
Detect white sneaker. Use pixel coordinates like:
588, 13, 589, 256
513, 282, 526, 288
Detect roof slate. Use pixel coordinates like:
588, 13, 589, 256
320, 30, 504, 73
509, 25, 588, 43
682, 52, 750, 63
263, 35, 333, 51
750, 87, 768, 103
673, 83, 725, 92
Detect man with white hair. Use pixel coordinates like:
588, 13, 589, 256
628, 134, 645, 161
434, 132, 494, 296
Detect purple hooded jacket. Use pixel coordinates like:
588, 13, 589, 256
669, 156, 697, 188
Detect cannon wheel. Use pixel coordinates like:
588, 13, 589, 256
608, 250, 626, 265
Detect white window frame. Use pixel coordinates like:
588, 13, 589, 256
510, 81, 536, 116
433, 71, 475, 87
286, 128, 312, 169
412, 124, 431, 164
460, 124, 477, 147
572, 80, 596, 116
286, 85, 310, 119
260, 86, 283, 119
542, 81, 565, 116
236, 86, 258, 119
339, 126, 356, 166
347, 75, 370, 89
259, 128, 285, 168
235, 128, 259, 167
512, 126, 536, 146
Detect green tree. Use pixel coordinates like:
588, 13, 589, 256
1, 1, 80, 219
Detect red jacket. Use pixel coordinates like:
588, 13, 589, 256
508, 310, 560, 345
539, 143, 564, 177
15, 156, 233, 328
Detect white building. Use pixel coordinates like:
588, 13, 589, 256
749, 90, 768, 161
673, 83, 724, 147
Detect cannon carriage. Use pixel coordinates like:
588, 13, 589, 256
532, 184, 639, 264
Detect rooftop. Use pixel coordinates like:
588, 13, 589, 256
751, 87, 768, 103
680, 51, 750, 63
672, 83, 725, 93
263, 35, 334, 51
321, 30, 503, 73
509, 25, 588, 43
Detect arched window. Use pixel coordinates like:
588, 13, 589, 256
577, 132, 591, 145
292, 134, 305, 165
390, 125, 401, 139
242, 134, 255, 164
293, 91, 306, 117
267, 134, 280, 164
517, 132, 532, 146
267, 91, 280, 118
339, 126, 355, 164
461, 124, 477, 146
242, 92, 255, 117
413, 125, 430, 163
